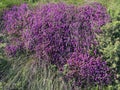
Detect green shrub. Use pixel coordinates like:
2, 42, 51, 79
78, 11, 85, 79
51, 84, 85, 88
97, 0, 120, 85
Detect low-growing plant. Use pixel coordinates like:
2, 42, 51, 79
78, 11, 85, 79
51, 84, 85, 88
1, 2, 116, 90
97, 0, 120, 85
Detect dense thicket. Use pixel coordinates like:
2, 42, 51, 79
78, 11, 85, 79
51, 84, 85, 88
2, 2, 116, 88
98, 1, 120, 84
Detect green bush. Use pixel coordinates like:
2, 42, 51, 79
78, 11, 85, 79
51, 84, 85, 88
98, 0, 120, 84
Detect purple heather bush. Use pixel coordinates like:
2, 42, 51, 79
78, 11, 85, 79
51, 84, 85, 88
3, 2, 115, 87
66, 52, 115, 87
4, 44, 18, 56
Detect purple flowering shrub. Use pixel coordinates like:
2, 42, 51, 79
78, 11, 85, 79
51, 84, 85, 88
3, 2, 115, 87
3, 4, 32, 56
66, 52, 115, 87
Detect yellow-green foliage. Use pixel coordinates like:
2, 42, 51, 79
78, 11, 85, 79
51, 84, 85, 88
98, 0, 120, 85
0, 0, 25, 11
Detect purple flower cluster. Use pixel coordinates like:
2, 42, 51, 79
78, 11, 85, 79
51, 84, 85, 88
3, 2, 114, 86
66, 52, 114, 87
4, 44, 21, 56
3, 4, 34, 55
3, 4, 31, 35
